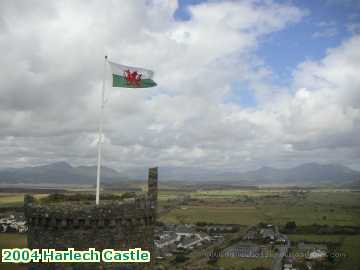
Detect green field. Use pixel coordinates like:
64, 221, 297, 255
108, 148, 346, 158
0, 188, 359, 269
216, 257, 272, 270
339, 235, 360, 270
160, 189, 360, 226
162, 256, 273, 270
161, 205, 261, 224
0, 193, 48, 208
0, 234, 27, 270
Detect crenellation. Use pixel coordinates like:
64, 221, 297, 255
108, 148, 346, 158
27, 213, 156, 229
25, 167, 158, 270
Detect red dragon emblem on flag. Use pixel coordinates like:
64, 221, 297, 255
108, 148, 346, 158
124, 69, 142, 87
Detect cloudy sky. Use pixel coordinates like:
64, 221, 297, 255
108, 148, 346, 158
1, 0, 360, 172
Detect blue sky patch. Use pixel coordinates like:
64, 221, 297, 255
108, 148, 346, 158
225, 81, 257, 108
174, 0, 360, 108
174, 0, 206, 21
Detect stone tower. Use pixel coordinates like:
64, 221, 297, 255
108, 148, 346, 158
148, 167, 158, 211
25, 167, 158, 270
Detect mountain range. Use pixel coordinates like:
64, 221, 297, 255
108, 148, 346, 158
0, 162, 128, 185
146, 163, 360, 185
0, 162, 359, 186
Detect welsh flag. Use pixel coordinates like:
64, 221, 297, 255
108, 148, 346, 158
108, 61, 157, 88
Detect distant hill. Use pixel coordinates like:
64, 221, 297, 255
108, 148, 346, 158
235, 163, 360, 185
0, 162, 128, 184
342, 179, 360, 189
126, 163, 360, 186
0, 162, 359, 186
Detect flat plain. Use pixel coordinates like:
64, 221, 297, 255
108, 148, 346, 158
160, 189, 360, 226
0, 188, 359, 269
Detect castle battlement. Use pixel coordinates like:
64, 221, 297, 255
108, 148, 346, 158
25, 196, 156, 229
25, 167, 158, 270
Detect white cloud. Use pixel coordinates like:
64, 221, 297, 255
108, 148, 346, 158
312, 20, 338, 38
347, 22, 360, 34
312, 27, 338, 38
1, 0, 359, 172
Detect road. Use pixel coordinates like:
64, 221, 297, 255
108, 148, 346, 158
271, 234, 290, 270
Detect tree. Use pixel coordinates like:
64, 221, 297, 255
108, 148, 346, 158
196, 221, 207, 227
258, 222, 266, 228
284, 221, 297, 231
327, 252, 336, 263
174, 254, 188, 263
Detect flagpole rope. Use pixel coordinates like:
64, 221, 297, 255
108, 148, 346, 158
96, 55, 108, 205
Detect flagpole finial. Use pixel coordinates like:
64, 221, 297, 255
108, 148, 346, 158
105, 55, 108, 59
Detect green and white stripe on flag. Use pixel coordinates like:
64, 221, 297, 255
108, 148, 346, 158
108, 61, 157, 88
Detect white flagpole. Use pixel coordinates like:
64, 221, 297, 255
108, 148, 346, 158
96, 55, 108, 205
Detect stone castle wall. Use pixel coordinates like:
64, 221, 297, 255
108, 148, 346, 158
25, 167, 158, 270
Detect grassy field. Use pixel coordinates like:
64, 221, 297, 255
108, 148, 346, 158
162, 256, 273, 270
161, 205, 261, 224
0, 194, 28, 207
216, 257, 272, 270
339, 235, 360, 270
160, 189, 360, 226
0, 193, 48, 208
0, 234, 27, 270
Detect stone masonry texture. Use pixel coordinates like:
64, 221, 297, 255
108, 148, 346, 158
25, 167, 158, 270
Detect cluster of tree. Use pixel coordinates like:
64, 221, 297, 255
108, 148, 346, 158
196, 221, 214, 226
282, 221, 297, 233
173, 254, 189, 264
281, 222, 360, 235
262, 194, 281, 199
